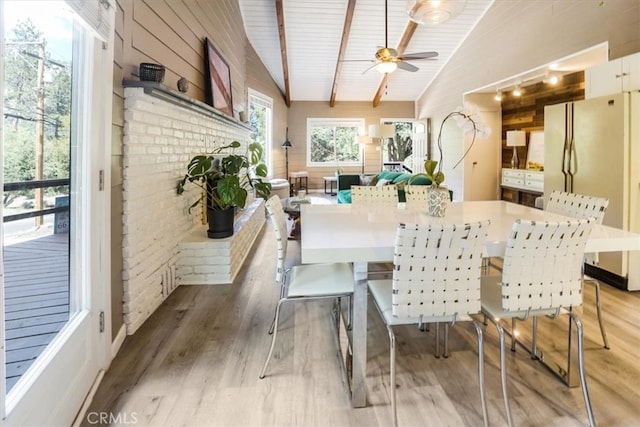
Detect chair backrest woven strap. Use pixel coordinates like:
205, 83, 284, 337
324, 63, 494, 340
546, 190, 608, 224
404, 185, 430, 206
265, 195, 288, 283
391, 220, 490, 318
351, 185, 398, 205
501, 219, 593, 311
546, 190, 607, 264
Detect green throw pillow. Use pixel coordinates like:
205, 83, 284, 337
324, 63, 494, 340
407, 175, 431, 185
392, 173, 412, 184
377, 171, 402, 181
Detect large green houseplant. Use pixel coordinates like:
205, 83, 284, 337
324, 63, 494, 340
177, 140, 271, 238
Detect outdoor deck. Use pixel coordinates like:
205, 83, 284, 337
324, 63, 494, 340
3, 232, 69, 391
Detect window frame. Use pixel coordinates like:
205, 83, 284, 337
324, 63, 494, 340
247, 88, 273, 175
305, 118, 365, 167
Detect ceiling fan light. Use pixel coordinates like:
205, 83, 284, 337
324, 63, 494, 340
406, 0, 467, 25
375, 61, 398, 74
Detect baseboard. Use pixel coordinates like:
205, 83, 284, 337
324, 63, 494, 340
584, 263, 628, 290
71, 369, 105, 427
111, 324, 127, 358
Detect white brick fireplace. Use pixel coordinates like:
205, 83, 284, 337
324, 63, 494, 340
122, 83, 265, 334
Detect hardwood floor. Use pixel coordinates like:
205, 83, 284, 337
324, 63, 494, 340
82, 221, 640, 426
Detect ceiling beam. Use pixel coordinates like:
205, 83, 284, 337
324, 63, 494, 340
329, 0, 357, 107
275, 0, 291, 107
372, 21, 418, 107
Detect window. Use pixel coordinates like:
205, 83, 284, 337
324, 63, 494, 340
248, 89, 272, 174
381, 120, 417, 171
307, 118, 364, 168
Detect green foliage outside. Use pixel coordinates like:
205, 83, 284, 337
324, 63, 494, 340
309, 125, 359, 165
249, 100, 267, 163
3, 19, 72, 203
383, 121, 413, 168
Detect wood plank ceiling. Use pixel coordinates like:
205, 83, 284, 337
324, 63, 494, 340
238, 0, 494, 105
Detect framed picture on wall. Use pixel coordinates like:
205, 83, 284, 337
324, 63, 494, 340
204, 38, 233, 117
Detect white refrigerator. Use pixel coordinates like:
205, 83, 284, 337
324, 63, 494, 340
544, 91, 640, 290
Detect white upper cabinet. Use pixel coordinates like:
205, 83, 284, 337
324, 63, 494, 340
585, 52, 640, 98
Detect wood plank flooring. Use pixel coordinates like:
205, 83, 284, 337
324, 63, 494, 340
3, 232, 70, 391
82, 221, 640, 426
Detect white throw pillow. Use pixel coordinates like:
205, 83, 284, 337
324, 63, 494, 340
376, 178, 391, 187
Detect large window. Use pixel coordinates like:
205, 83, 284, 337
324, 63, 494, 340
307, 118, 364, 168
248, 89, 272, 174
381, 120, 416, 171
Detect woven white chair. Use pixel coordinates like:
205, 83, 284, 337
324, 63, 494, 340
546, 190, 610, 348
403, 184, 429, 207
480, 219, 594, 427
351, 184, 398, 205
259, 195, 354, 379
369, 221, 491, 427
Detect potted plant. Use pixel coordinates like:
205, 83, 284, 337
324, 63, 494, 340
409, 103, 489, 216
177, 140, 271, 238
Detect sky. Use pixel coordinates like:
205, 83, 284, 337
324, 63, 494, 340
3, 0, 73, 62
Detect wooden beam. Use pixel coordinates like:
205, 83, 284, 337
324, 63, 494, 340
372, 20, 418, 107
329, 0, 357, 107
275, 0, 291, 107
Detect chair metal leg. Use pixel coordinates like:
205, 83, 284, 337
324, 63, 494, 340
260, 298, 285, 379
511, 318, 517, 352
569, 312, 596, 427
590, 279, 610, 349
387, 324, 398, 427
472, 320, 489, 427
435, 322, 441, 358
531, 316, 538, 358
268, 283, 287, 335
494, 320, 514, 427
443, 322, 450, 358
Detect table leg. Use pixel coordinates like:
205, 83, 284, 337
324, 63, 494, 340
351, 261, 368, 407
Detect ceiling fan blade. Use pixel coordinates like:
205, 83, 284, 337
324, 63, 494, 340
340, 59, 376, 62
400, 51, 439, 60
397, 61, 419, 72
362, 62, 380, 75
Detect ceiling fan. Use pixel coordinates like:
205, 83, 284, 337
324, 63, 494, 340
345, 0, 438, 74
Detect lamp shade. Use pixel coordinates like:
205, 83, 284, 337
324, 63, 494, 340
506, 130, 526, 147
379, 124, 395, 138
282, 127, 292, 148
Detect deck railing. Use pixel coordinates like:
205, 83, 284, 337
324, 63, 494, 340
3, 178, 70, 222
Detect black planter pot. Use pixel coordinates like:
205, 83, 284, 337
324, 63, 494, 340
207, 207, 235, 238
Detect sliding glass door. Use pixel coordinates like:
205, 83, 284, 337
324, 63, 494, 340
1, 2, 112, 424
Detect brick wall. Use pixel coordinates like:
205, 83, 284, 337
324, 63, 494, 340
122, 86, 260, 334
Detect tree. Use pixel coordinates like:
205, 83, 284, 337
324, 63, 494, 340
3, 19, 72, 201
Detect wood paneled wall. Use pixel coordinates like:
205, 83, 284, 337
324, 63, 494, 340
500, 71, 585, 168
287, 101, 414, 189
111, 0, 287, 339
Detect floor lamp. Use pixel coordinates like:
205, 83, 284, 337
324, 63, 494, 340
282, 127, 292, 194
356, 135, 373, 174
369, 124, 395, 170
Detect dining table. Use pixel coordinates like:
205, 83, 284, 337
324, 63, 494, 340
300, 200, 640, 408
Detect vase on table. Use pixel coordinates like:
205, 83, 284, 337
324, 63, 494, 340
427, 187, 449, 217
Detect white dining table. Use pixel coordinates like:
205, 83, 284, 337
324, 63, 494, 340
300, 200, 640, 408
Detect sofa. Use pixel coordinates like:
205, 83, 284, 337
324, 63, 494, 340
336, 171, 431, 204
